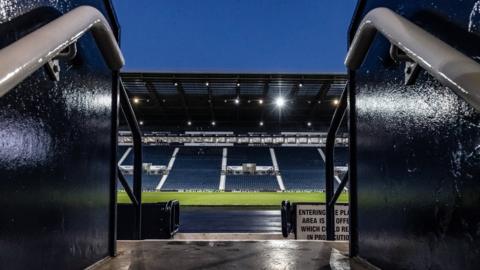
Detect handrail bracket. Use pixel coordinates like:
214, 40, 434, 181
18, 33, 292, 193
389, 44, 421, 85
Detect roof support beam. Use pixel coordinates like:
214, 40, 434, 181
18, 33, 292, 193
260, 81, 270, 121
287, 83, 300, 100
235, 82, 240, 121
176, 83, 191, 122
207, 83, 216, 122
308, 82, 331, 119
145, 81, 167, 120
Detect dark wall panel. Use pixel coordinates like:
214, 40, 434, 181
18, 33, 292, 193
350, 1, 480, 270
0, 1, 117, 269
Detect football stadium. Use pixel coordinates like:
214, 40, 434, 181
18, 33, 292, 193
117, 73, 349, 205
1, 1, 480, 270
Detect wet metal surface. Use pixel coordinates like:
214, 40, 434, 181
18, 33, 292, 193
94, 240, 347, 270
351, 1, 480, 270
0, 0, 117, 269
179, 207, 281, 233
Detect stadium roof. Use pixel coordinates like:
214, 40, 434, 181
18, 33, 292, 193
121, 72, 347, 132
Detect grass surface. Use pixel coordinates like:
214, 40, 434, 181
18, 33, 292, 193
117, 191, 348, 206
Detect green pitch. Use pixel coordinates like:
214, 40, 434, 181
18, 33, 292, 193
117, 191, 348, 206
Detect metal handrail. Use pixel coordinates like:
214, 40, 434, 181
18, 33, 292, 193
346, 7, 480, 111
0, 5, 124, 97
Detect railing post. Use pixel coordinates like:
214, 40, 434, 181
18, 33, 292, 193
119, 81, 142, 240
108, 75, 119, 256
348, 74, 358, 257
325, 86, 348, 241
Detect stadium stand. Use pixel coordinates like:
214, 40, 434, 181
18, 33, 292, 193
334, 147, 349, 166
227, 147, 273, 165
275, 147, 325, 191
118, 146, 346, 191
119, 146, 173, 165
122, 173, 161, 191
118, 146, 172, 190
225, 174, 279, 191
144, 146, 174, 164
118, 146, 133, 165
225, 147, 279, 191
162, 147, 222, 190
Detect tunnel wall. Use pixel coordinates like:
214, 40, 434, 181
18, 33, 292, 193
349, 1, 480, 269
0, 1, 118, 269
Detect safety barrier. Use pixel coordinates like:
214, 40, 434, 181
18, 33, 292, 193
117, 200, 180, 240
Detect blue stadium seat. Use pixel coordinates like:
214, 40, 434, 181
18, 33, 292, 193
162, 147, 222, 190
227, 147, 272, 165
143, 146, 174, 164
117, 146, 345, 192
333, 147, 349, 166
225, 174, 279, 191
119, 173, 161, 191
275, 147, 325, 191
118, 146, 133, 165
118, 146, 173, 166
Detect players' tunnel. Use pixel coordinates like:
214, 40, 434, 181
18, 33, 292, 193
0, 0, 479, 269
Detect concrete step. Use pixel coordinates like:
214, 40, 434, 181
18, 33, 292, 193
91, 240, 353, 270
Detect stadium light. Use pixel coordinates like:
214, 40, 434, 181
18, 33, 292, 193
236, 83, 241, 87
133, 97, 140, 104
258, 99, 263, 105
234, 98, 240, 105
259, 121, 264, 126
333, 99, 339, 105
174, 82, 178, 86
139, 120, 144, 125
307, 122, 312, 127
275, 96, 286, 108
211, 121, 216, 126
187, 121, 192, 126
205, 82, 209, 86
299, 83, 303, 87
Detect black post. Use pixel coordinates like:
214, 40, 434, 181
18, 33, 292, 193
119, 81, 142, 240
348, 74, 358, 257
325, 86, 348, 241
108, 75, 119, 256
328, 171, 349, 208
117, 167, 139, 206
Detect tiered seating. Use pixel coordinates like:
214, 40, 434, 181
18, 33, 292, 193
144, 146, 173, 164
118, 146, 133, 165
117, 146, 172, 190
225, 147, 278, 191
334, 147, 349, 166
121, 174, 162, 191
275, 147, 325, 191
117, 146, 342, 191
225, 174, 279, 191
119, 146, 173, 165
227, 147, 272, 165
162, 147, 222, 190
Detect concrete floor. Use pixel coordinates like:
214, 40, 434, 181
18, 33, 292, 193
174, 232, 294, 240
93, 240, 351, 270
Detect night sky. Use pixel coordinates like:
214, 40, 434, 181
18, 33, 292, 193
112, 0, 357, 73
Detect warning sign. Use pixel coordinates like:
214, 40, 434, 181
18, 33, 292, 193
295, 204, 349, 241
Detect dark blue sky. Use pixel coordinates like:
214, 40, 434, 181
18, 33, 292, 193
112, 0, 357, 73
